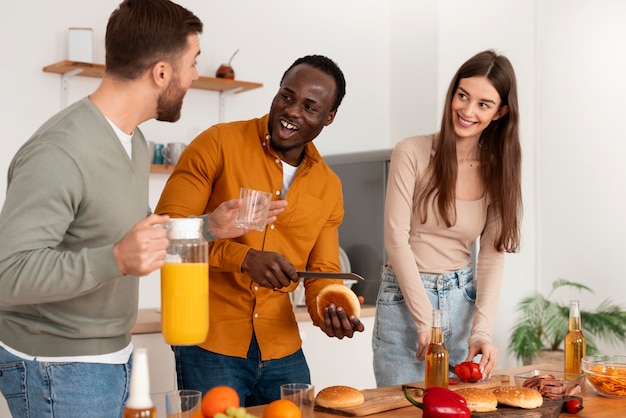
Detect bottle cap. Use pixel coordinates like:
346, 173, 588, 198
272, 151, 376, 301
167, 218, 203, 239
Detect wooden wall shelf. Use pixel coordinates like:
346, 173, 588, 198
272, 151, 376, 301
43, 60, 263, 93
150, 164, 175, 174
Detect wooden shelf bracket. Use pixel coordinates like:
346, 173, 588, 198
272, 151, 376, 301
218, 87, 244, 122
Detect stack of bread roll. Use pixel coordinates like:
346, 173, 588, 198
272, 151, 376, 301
454, 386, 543, 412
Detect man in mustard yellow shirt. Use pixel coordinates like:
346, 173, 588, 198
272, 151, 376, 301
156, 55, 364, 406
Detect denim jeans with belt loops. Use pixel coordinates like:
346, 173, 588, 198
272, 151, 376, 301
372, 264, 476, 387
0, 345, 131, 418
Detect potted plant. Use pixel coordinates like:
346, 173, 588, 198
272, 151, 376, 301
508, 279, 626, 365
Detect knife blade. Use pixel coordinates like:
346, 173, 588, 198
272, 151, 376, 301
296, 271, 365, 281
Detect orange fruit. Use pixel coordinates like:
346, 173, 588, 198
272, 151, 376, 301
201, 385, 240, 418
262, 399, 302, 418
191, 411, 204, 418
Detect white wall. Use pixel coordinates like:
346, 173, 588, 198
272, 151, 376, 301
0, 0, 624, 378
535, 0, 626, 354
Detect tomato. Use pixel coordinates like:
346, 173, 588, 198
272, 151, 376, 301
565, 398, 583, 414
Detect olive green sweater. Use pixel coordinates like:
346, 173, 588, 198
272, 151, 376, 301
0, 97, 151, 356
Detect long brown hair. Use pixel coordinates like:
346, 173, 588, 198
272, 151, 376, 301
418, 50, 522, 252
105, 0, 203, 80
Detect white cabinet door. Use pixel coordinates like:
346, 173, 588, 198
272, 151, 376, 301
299, 316, 376, 392
0, 394, 8, 417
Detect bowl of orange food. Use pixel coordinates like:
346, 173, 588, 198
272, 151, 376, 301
581, 355, 626, 398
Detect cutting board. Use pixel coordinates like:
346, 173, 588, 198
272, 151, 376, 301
314, 375, 510, 417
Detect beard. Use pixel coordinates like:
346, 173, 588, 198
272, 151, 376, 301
269, 136, 301, 154
156, 75, 185, 122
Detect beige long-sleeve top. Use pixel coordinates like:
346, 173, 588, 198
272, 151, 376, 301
384, 134, 504, 345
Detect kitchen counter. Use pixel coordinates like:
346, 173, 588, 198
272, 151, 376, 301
246, 363, 626, 417
131, 305, 377, 335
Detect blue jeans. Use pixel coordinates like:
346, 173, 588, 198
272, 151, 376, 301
173, 333, 310, 407
0, 345, 131, 418
372, 265, 476, 387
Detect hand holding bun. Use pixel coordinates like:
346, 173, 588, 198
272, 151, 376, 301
493, 386, 543, 409
316, 284, 361, 319
316, 385, 365, 408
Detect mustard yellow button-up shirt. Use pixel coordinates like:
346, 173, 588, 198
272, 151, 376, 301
155, 115, 344, 360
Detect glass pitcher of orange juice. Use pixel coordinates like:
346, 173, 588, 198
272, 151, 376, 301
161, 218, 209, 345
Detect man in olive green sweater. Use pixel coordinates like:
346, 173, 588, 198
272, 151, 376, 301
0, 1, 287, 417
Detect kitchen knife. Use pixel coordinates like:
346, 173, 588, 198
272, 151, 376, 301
296, 271, 365, 281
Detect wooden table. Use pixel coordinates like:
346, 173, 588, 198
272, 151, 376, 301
246, 364, 626, 417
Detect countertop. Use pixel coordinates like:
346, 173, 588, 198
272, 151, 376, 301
246, 363, 626, 417
131, 305, 377, 335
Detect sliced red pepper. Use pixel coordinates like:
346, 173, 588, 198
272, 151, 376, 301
453, 361, 482, 383
403, 385, 471, 418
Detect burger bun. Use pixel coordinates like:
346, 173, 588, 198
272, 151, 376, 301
316, 385, 365, 408
316, 284, 361, 319
454, 387, 498, 412
493, 386, 543, 409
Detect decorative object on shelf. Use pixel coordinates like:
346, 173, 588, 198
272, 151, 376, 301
215, 49, 239, 79
508, 279, 626, 365
68, 27, 93, 63
162, 142, 187, 166
153, 143, 164, 165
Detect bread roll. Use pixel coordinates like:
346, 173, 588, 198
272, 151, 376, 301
493, 386, 543, 409
316, 284, 360, 319
315, 385, 365, 408
454, 387, 498, 412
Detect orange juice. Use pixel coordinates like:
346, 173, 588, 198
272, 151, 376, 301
161, 262, 209, 345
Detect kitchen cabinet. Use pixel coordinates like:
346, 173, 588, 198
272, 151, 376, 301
43, 60, 264, 175
300, 315, 376, 391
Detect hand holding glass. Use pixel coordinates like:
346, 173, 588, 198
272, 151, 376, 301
235, 188, 272, 231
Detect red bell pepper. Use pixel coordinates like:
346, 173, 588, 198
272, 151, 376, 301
453, 361, 482, 383
403, 385, 471, 418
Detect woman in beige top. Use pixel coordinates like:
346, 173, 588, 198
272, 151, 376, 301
372, 50, 522, 387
